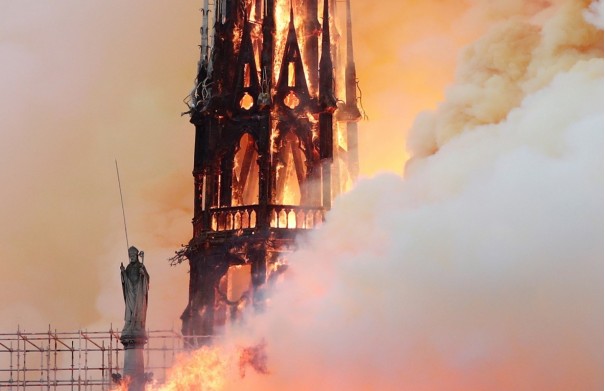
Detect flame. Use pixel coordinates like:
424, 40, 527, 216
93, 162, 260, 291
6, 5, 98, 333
270, 125, 280, 153
273, 0, 289, 84
232, 25, 243, 58
251, 23, 263, 70
306, 111, 319, 124
160, 347, 228, 391
249, 1, 259, 23
283, 90, 300, 108
111, 376, 130, 391
282, 184, 297, 206
274, 0, 311, 88
274, 160, 284, 192
336, 123, 347, 150
108, 345, 274, 391
269, 259, 287, 274
268, 0, 357, 207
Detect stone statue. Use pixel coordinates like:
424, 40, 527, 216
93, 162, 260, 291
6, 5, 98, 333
121, 246, 149, 335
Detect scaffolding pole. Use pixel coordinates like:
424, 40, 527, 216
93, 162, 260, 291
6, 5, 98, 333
0, 328, 211, 390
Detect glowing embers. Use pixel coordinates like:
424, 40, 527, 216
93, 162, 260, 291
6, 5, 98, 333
283, 91, 300, 109
239, 92, 254, 110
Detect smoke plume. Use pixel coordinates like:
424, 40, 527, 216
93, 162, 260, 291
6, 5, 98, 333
209, 1, 602, 390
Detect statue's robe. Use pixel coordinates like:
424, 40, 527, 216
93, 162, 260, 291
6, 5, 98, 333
121, 261, 149, 332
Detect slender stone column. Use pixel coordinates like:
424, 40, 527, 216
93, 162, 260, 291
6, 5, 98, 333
120, 332, 148, 391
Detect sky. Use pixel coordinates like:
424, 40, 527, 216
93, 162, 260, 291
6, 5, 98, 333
0, 0, 603, 389
1, 1, 198, 330
0, 0, 485, 331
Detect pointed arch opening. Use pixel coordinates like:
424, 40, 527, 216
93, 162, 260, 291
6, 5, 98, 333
275, 130, 308, 205
216, 264, 251, 327
232, 133, 259, 206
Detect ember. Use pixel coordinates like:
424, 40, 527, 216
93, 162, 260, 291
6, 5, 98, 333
161, 347, 227, 391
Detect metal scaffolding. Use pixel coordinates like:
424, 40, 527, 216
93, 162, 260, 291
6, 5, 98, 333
0, 326, 211, 390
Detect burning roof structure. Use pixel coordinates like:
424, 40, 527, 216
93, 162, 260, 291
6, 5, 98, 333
175, 0, 362, 340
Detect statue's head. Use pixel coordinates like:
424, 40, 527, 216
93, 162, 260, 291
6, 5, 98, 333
128, 246, 139, 263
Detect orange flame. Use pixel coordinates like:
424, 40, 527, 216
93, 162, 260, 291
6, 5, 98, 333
274, 0, 309, 86
159, 347, 228, 391
110, 376, 130, 391
108, 344, 272, 391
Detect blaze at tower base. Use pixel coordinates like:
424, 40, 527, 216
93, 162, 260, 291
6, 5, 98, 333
174, 0, 362, 341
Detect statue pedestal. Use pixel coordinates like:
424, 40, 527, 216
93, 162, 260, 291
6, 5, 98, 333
120, 330, 148, 391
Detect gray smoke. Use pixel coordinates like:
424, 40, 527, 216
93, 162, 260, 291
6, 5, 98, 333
216, 1, 603, 390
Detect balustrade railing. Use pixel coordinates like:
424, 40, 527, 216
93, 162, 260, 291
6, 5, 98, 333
194, 205, 324, 233
211, 206, 258, 232
267, 205, 324, 230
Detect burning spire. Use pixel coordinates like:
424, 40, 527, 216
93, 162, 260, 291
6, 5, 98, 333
177, 0, 363, 340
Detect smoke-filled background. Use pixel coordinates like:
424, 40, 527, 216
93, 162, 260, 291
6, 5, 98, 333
0, 0, 602, 389
0, 0, 480, 330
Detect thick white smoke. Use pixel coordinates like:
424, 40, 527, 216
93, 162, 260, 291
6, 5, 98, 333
212, 1, 603, 390
585, 0, 604, 29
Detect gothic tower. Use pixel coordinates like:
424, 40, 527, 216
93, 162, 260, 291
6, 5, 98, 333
177, 0, 362, 340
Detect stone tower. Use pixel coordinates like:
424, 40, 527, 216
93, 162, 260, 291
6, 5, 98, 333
176, 0, 362, 340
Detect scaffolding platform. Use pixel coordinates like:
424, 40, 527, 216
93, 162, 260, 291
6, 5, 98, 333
0, 327, 211, 390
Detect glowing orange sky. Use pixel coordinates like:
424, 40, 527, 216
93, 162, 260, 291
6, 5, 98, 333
0, 0, 551, 329
0, 0, 449, 329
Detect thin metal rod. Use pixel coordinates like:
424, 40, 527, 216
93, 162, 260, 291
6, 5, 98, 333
115, 160, 130, 253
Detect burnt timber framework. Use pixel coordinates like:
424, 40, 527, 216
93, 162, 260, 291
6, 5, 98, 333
177, 0, 362, 339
